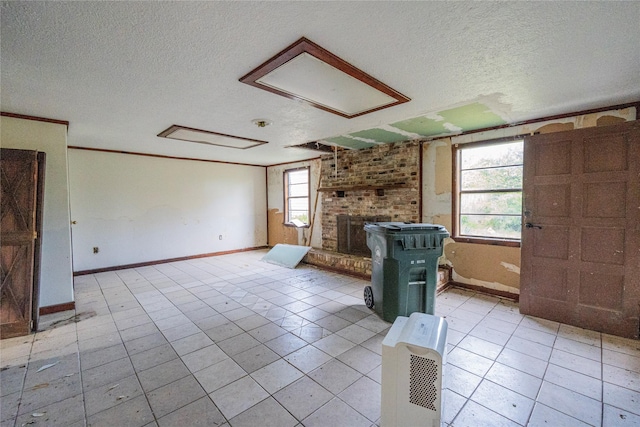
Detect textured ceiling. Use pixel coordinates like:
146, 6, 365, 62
1, 2, 639, 166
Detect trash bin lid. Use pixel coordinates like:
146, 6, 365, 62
364, 222, 447, 233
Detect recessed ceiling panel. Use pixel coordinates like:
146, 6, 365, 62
157, 125, 267, 149
240, 37, 410, 118
256, 53, 397, 116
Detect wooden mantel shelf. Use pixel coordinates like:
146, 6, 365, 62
318, 183, 408, 192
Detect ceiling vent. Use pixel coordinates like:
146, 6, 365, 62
240, 37, 410, 119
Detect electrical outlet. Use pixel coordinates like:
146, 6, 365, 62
93, 247, 99, 254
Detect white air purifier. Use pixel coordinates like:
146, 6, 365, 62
381, 312, 448, 427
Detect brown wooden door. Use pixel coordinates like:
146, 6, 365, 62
1, 149, 39, 338
520, 121, 640, 339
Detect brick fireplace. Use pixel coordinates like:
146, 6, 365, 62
336, 214, 390, 257
320, 141, 421, 253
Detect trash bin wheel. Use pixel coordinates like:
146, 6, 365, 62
364, 286, 374, 309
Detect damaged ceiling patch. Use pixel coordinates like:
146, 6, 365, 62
324, 136, 376, 149
391, 115, 451, 136
390, 102, 507, 137
437, 102, 506, 132
349, 128, 408, 144
315, 100, 511, 150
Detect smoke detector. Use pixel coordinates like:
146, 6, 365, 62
252, 119, 272, 128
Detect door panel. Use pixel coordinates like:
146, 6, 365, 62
520, 121, 640, 339
1, 149, 39, 338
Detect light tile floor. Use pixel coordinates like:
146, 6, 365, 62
2, 250, 639, 426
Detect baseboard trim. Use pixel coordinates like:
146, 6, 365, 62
448, 281, 520, 302
39, 301, 75, 315
73, 246, 269, 276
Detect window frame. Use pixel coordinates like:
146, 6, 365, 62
452, 137, 524, 247
283, 166, 311, 227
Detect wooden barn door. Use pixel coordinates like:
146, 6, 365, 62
1, 148, 43, 338
520, 121, 640, 339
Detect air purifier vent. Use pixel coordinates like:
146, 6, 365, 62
409, 354, 438, 410
381, 313, 448, 427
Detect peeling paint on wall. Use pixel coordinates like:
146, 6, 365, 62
447, 107, 636, 145
451, 271, 521, 295
596, 115, 627, 127
500, 262, 521, 274
536, 122, 575, 134
434, 144, 452, 195
445, 242, 521, 291
422, 106, 636, 295
267, 209, 298, 246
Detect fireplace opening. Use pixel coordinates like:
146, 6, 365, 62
337, 215, 390, 257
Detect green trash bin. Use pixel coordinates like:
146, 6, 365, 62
363, 222, 449, 322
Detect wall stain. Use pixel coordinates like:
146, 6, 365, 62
536, 122, 574, 134
445, 242, 521, 290
268, 209, 298, 246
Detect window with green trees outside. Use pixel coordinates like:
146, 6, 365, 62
455, 139, 523, 243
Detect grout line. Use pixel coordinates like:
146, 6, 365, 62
73, 304, 89, 427
601, 335, 605, 427
11, 333, 34, 427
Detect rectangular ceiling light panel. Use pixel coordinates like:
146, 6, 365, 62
158, 125, 267, 149
240, 37, 410, 118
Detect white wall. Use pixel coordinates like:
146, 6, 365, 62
266, 158, 322, 248
68, 149, 267, 271
1, 116, 74, 307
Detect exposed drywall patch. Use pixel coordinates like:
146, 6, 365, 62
391, 116, 450, 136
267, 209, 298, 246
439, 102, 507, 132
536, 122, 574, 134
324, 136, 375, 150
379, 124, 424, 140
445, 241, 521, 289
435, 143, 452, 195
500, 262, 520, 274
391, 101, 508, 138
451, 106, 635, 145
596, 115, 626, 127
349, 128, 408, 144
451, 271, 520, 295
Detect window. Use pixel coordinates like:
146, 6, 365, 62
453, 138, 523, 245
284, 167, 310, 226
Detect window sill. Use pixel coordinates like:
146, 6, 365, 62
453, 236, 521, 248
284, 223, 310, 229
